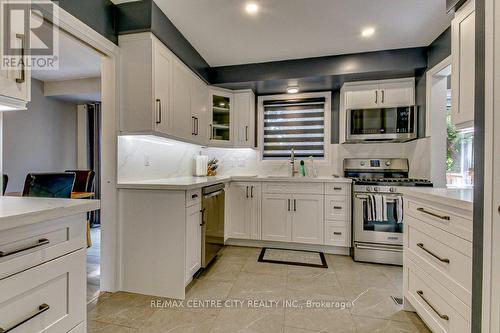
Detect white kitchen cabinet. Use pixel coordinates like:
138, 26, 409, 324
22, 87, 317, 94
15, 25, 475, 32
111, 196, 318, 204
291, 194, 324, 244
262, 189, 325, 245
185, 204, 202, 283
325, 195, 351, 221
153, 40, 172, 134
345, 83, 380, 109
343, 78, 415, 110
0, 30, 31, 110
262, 192, 292, 242
191, 76, 209, 143
209, 88, 233, 145
171, 57, 193, 138
226, 182, 261, 240
234, 90, 255, 148
451, 0, 475, 128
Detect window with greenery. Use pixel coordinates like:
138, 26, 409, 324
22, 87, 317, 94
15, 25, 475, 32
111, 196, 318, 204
446, 90, 474, 188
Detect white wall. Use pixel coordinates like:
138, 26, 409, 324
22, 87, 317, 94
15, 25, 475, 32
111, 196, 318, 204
2, 79, 78, 192
117, 135, 431, 182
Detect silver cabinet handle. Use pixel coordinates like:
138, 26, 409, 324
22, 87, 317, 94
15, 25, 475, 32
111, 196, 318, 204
195, 117, 199, 135
333, 206, 342, 210
333, 186, 342, 191
375, 90, 378, 104
416, 290, 449, 320
417, 243, 450, 263
15, 34, 25, 84
191, 194, 198, 199
0, 238, 50, 257
333, 232, 342, 235
250, 186, 254, 198
294, 199, 297, 212
287, 199, 290, 211
246, 186, 249, 199
155, 99, 162, 124
381, 90, 385, 103
417, 207, 450, 221
245, 126, 248, 141
192, 116, 196, 135
209, 124, 213, 140
0, 303, 50, 332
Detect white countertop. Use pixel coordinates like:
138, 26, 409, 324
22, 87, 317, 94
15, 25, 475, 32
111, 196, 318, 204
117, 175, 352, 190
0, 197, 101, 232
400, 187, 473, 211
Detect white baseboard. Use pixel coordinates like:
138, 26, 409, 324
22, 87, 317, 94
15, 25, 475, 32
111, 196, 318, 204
225, 238, 351, 256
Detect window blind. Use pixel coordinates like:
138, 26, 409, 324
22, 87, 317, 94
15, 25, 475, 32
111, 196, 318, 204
263, 98, 325, 159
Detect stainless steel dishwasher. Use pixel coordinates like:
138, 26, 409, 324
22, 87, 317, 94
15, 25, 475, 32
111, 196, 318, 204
201, 183, 225, 268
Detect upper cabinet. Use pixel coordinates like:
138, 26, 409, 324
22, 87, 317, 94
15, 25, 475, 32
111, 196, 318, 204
209, 89, 233, 145
0, 32, 31, 111
344, 78, 415, 110
451, 0, 475, 128
234, 90, 256, 148
119, 33, 255, 148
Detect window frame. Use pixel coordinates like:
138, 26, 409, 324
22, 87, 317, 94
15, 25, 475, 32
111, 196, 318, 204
257, 92, 331, 164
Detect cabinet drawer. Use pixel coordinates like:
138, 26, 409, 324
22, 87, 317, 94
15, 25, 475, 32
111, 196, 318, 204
0, 214, 86, 280
324, 222, 350, 247
324, 183, 351, 195
0, 249, 85, 333
406, 259, 470, 333
262, 182, 323, 195
406, 216, 472, 306
325, 195, 351, 221
186, 189, 202, 207
406, 200, 472, 241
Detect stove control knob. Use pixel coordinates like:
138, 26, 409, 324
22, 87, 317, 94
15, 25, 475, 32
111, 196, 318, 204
385, 161, 392, 166
389, 187, 395, 193
366, 187, 372, 192
373, 187, 379, 192
360, 161, 366, 166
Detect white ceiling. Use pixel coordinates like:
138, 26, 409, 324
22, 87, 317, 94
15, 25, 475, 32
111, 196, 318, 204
31, 28, 102, 82
148, 0, 452, 66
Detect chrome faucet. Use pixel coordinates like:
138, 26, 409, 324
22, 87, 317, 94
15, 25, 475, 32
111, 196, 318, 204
290, 148, 298, 177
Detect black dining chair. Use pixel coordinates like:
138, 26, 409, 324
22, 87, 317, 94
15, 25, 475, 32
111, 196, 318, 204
65, 170, 95, 193
2, 174, 8, 195
22, 173, 76, 198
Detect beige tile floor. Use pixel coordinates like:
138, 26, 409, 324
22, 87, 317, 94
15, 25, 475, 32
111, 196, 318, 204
87, 246, 430, 333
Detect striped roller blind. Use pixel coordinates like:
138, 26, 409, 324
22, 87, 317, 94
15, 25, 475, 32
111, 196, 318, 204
263, 97, 326, 159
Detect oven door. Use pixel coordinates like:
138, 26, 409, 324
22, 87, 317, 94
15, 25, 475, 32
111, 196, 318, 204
353, 193, 403, 245
346, 106, 417, 142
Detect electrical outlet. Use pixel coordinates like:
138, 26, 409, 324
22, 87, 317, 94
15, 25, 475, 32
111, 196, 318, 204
144, 154, 151, 166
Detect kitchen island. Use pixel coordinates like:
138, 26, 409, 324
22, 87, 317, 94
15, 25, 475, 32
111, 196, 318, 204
400, 187, 472, 333
0, 196, 100, 333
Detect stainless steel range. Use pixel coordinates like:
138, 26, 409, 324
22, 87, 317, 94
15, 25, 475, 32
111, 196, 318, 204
344, 158, 433, 265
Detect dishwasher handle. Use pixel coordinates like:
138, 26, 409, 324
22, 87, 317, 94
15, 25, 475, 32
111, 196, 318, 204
203, 189, 224, 199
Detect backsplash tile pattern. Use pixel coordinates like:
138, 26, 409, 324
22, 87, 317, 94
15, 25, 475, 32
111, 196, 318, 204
117, 135, 430, 182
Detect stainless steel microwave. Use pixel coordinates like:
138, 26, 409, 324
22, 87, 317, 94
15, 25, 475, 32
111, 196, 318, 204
346, 106, 417, 143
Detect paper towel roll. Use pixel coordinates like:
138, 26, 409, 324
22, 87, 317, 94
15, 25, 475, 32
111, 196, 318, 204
195, 155, 208, 176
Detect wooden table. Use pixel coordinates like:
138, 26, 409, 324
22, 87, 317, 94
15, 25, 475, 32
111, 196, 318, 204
5, 192, 95, 199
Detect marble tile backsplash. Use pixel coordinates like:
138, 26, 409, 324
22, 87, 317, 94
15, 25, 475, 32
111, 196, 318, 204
117, 135, 431, 182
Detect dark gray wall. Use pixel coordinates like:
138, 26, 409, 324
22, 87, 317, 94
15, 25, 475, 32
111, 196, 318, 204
414, 27, 452, 138
53, 0, 117, 44
472, 0, 485, 331
116, 0, 211, 82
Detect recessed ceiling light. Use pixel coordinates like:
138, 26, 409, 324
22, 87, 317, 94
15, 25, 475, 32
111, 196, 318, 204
287, 86, 299, 94
245, 2, 259, 15
361, 27, 375, 37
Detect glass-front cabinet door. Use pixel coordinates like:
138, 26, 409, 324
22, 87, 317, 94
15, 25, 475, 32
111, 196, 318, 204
210, 89, 232, 144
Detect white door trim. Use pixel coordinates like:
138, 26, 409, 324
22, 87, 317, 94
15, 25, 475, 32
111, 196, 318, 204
425, 55, 452, 138
47, 5, 121, 292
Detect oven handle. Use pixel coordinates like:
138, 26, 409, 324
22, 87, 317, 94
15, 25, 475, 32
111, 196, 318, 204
355, 244, 403, 252
355, 194, 402, 202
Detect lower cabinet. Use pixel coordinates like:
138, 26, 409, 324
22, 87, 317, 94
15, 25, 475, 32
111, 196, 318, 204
226, 182, 261, 240
185, 203, 202, 284
261, 192, 324, 244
